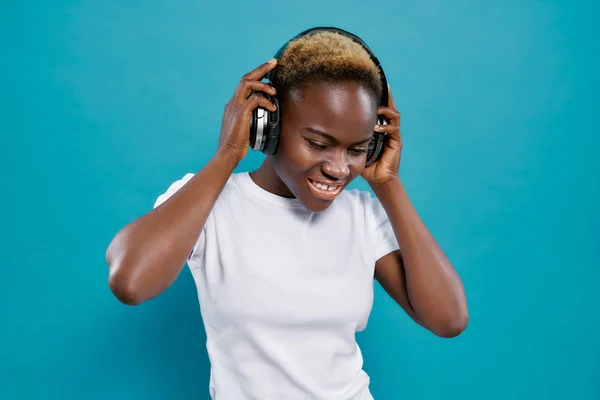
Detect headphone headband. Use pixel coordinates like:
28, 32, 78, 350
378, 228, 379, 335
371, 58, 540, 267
267, 26, 388, 107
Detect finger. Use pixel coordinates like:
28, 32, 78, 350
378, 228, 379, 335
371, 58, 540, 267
234, 80, 277, 105
243, 58, 278, 82
375, 124, 402, 145
374, 123, 400, 135
387, 83, 397, 110
241, 93, 277, 116
377, 106, 401, 125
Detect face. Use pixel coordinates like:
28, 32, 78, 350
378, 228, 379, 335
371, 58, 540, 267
270, 80, 379, 212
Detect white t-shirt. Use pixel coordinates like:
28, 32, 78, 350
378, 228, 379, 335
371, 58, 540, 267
154, 172, 399, 400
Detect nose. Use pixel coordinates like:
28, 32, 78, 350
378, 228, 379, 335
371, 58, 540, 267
321, 152, 350, 181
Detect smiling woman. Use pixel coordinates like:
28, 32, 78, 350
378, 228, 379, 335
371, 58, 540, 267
105, 27, 468, 400
253, 78, 380, 208
247, 29, 390, 211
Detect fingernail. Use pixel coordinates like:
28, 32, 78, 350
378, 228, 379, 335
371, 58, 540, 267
268, 58, 277, 64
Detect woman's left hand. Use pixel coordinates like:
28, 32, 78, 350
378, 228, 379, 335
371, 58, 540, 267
361, 84, 402, 189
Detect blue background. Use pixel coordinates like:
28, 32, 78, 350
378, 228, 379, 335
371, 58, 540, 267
1, 1, 598, 399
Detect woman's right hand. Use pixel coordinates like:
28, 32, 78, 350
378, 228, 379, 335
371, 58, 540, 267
217, 58, 278, 161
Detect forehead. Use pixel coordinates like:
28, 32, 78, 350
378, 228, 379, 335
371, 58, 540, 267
283, 81, 379, 142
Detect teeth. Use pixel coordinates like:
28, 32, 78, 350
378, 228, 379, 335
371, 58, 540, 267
311, 179, 338, 192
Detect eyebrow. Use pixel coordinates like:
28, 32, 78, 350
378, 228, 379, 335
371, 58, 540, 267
303, 127, 372, 146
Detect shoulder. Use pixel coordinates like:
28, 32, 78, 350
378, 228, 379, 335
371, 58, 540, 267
153, 172, 244, 209
338, 188, 389, 226
341, 188, 373, 201
337, 188, 378, 211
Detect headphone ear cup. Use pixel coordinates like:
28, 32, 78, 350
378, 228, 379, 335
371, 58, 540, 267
249, 106, 258, 149
248, 93, 276, 152
366, 115, 388, 165
366, 132, 386, 166
261, 96, 281, 155
366, 135, 376, 161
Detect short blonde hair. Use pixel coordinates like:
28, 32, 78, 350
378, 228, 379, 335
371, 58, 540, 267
272, 31, 382, 101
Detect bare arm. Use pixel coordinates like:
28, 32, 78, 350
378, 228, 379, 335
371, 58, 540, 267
105, 151, 239, 305
362, 85, 468, 337
105, 58, 279, 305
374, 179, 468, 338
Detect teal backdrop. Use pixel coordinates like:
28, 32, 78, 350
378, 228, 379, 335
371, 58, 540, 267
1, 1, 598, 399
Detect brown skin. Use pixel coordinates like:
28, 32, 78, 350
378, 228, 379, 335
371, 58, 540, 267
250, 80, 378, 212
364, 90, 469, 338
106, 57, 469, 338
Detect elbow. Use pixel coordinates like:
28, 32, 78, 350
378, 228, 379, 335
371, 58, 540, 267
431, 310, 469, 339
108, 270, 145, 306
434, 319, 468, 338
107, 265, 146, 306
106, 248, 146, 306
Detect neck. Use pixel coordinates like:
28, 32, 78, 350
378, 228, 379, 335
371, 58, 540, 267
249, 157, 295, 198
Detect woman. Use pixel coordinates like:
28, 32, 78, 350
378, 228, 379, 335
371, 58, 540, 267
106, 27, 468, 400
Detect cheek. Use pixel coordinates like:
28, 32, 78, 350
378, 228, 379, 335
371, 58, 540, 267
278, 133, 312, 169
271, 136, 309, 186
349, 159, 366, 177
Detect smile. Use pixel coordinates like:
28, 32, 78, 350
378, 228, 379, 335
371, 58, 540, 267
307, 178, 344, 200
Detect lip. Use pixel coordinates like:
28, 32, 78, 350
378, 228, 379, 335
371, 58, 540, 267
306, 177, 345, 201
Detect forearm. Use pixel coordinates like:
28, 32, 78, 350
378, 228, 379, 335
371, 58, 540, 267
372, 177, 468, 336
106, 150, 240, 305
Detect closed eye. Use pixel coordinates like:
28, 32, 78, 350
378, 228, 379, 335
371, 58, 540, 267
349, 147, 367, 155
305, 138, 368, 156
306, 140, 330, 150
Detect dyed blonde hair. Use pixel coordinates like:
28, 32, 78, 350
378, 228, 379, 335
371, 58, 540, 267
272, 31, 382, 101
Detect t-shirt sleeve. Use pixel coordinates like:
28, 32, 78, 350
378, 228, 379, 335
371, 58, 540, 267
153, 173, 195, 209
362, 192, 400, 263
153, 173, 208, 266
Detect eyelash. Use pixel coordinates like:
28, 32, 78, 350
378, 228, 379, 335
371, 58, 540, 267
306, 140, 367, 155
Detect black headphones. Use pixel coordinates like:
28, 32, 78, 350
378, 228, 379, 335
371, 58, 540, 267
249, 26, 389, 166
